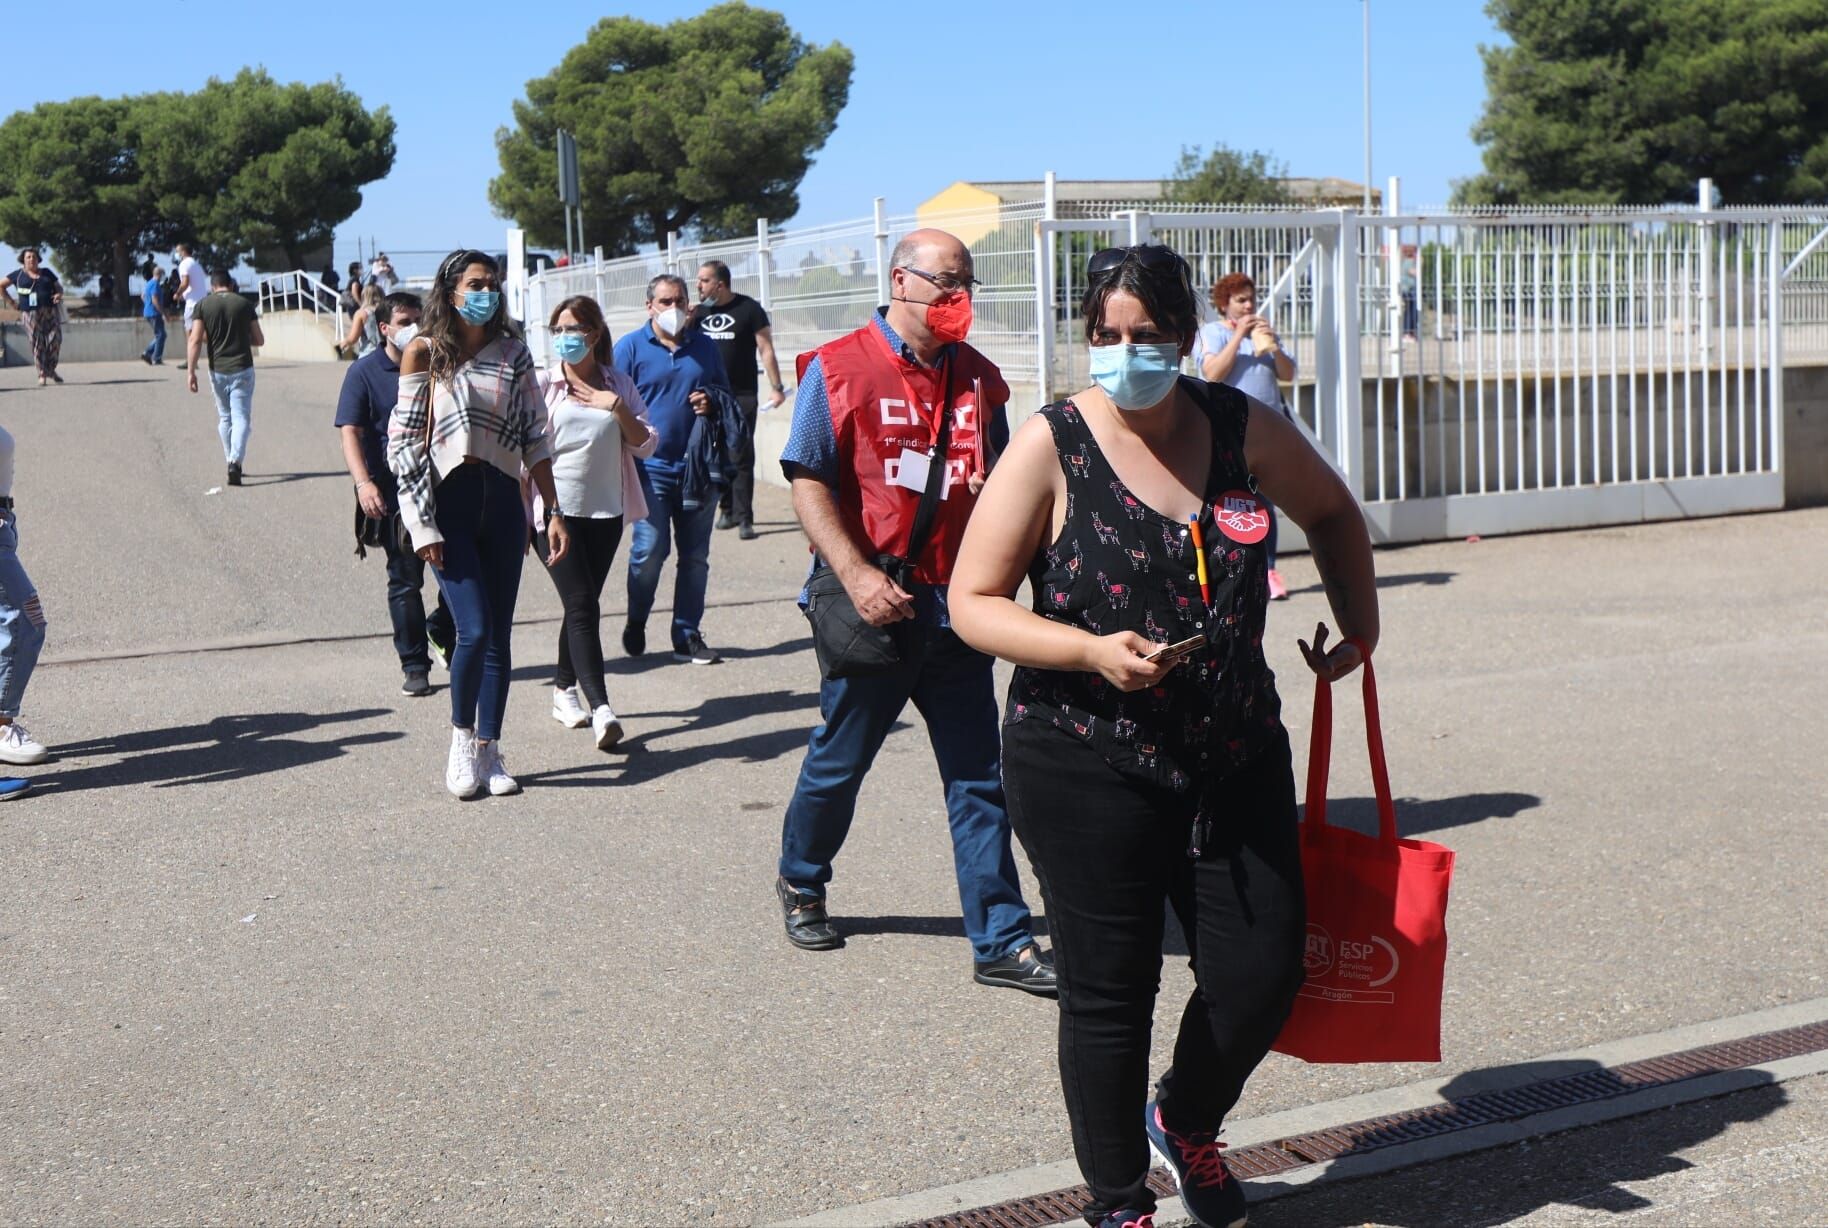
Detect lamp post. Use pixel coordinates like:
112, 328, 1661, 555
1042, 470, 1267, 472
1363, 0, 1372, 213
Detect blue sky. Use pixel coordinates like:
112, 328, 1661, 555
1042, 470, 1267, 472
4, 0, 1503, 279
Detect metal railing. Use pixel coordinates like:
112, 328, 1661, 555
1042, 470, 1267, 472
254, 270, 345, 341
513, 178, 1826, 542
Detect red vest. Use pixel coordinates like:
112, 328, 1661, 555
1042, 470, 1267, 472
804, 321, 1010, 585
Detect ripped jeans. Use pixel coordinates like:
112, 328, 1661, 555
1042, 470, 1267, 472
0, 514, 46, 718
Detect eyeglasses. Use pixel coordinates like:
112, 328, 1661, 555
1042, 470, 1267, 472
1086, 244, 1189, 280
898, 266, 981, 295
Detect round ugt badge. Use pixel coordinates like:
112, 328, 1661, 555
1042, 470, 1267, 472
1213, 489, 1270, 545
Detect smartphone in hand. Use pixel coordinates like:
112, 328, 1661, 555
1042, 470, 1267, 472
1145, 634, 1207, 666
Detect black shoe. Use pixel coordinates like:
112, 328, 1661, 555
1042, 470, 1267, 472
715, 511, 738, 531
140, 353, 153, 365
738, 520, 758, 541
226, 463, 242, 487
974, 942, 1058, 996
401, 669, 431, 697
776, 878, 842, 950
622, 622, 646, 657
672, 632, 720, 665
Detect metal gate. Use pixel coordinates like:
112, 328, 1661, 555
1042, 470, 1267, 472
1036, 205, 1793, 545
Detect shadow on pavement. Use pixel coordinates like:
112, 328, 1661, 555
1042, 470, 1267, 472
508, 637, 814, 682
1287, 570, 1456, 597
840, 913, 1053, 941
238, 470, 346, 487
31, 709, 401, 793
516, 721, 822, 788
719, 635, 814, 661
1312, 791, 1541, 838
1247, 1067, 1786, 1226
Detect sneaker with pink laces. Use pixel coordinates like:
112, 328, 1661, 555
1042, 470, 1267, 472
1144, 1100, 1247, 1227
1096, 1212, 1155, 1228
1266, 568, 1289, 601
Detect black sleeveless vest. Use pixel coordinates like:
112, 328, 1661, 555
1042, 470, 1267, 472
1005, 379, 1284, 797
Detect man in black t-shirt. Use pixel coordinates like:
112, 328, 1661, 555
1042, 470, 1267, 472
693, 260, 785, 539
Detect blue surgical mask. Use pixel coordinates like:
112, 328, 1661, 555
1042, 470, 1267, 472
552, 333, 589, 364
455, 289, 500, 324
1089, 343, 1183, 411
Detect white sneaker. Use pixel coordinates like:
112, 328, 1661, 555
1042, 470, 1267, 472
551, 685, 589, 728
476, 740, 520, 796
591, 704, 624, 751
0, 722, 47, 765
445, 726, 480, 798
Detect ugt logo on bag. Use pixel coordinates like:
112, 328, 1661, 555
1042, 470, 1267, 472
1299, 922, 1401, 1003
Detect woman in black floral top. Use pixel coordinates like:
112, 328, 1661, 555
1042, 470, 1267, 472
950, 245, 1378, 1228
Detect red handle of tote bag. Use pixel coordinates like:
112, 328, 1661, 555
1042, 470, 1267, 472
1302, 638, 1396, 845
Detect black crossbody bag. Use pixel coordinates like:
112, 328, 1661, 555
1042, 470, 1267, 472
804, 361, 954, 680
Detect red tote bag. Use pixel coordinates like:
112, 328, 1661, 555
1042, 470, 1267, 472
1272, 650, 1456, 1064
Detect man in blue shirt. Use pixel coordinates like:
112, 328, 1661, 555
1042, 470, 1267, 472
140, 267, 167, 366
333, 291, 452, 696
612, 274, 734, 666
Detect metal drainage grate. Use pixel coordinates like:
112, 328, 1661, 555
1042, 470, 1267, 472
903, 1019, 1828, 1228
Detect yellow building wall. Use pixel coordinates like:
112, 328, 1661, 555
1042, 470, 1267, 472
915, 181, 1006, 247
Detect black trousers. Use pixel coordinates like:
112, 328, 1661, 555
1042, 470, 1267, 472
1003, 720, 1306, 1222
536, 514, 624, 710
718, 393, 760, 524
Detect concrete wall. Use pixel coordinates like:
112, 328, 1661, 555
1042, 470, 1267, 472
2, 318, 160, 365
2, 309, 344, 367
1782, 365, 1828, 507
256, 312, 342, 363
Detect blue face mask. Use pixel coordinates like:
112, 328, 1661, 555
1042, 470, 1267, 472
552, 333, 589, 364
1089, 342, 1183, 411
455, 289, 500, 324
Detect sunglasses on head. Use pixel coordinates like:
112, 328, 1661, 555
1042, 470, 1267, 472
1087, 244, 1189, 280
438, 249, 494, 283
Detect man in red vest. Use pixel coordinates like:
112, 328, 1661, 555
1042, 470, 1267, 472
773, 228, 1055, 995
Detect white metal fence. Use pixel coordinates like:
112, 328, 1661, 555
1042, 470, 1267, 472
255, 270, 344, 340
516, 181, 1826, 543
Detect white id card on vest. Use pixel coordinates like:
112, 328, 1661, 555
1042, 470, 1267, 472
889, 448, 933, 494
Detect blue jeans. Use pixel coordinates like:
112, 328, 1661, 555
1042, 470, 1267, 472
209, 368, 255, 464
626, 458, 717, 649
0, 515, 46, 719
430, 464, 526, 741
381, 503, 453, 673
143, 314, 166, 363
779, 617, 1036, 963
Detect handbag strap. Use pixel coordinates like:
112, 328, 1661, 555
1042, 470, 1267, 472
895, 356, 956, 574
1302, 639, 1397, 848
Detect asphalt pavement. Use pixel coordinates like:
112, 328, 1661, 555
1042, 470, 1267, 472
1, 359, 1824, 1225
